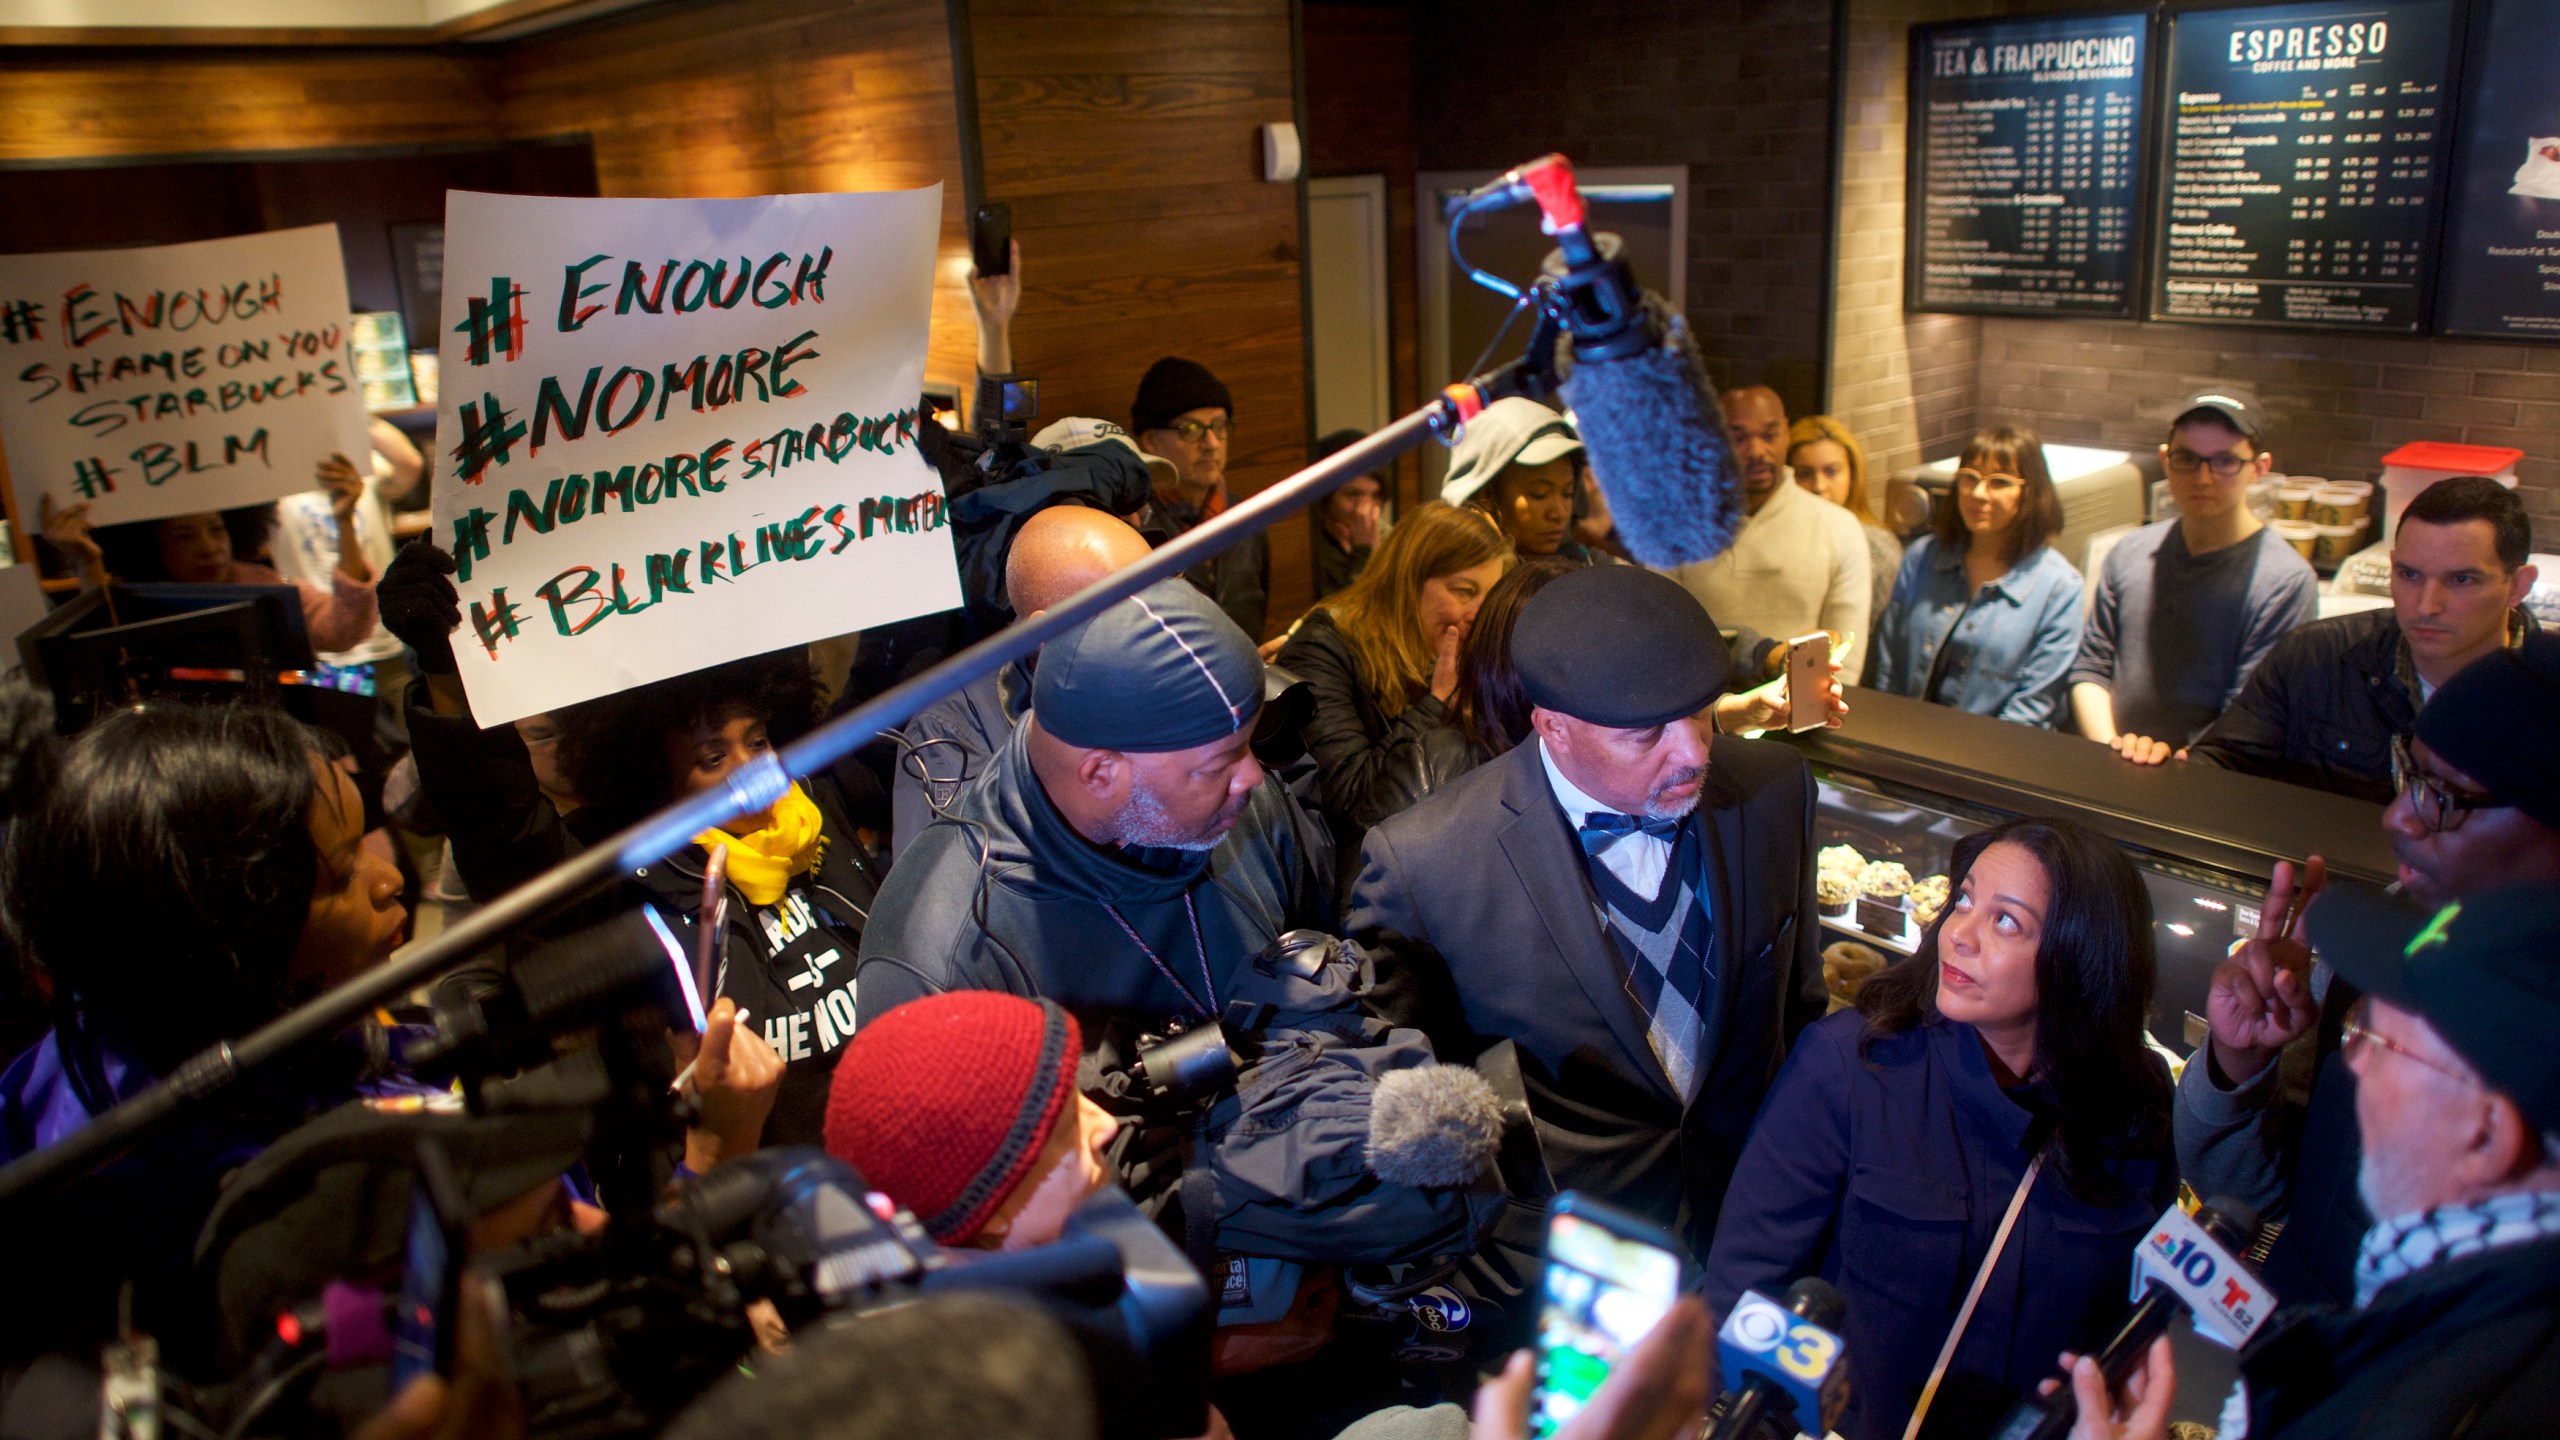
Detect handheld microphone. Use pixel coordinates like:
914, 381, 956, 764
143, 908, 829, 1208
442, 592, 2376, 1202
1985, 1196, 2271, 1440
1704, 1277, 1850, 1440
1455, 153, 1741, 569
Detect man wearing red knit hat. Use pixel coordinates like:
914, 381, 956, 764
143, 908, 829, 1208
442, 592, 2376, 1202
824, 991, 1118, 1250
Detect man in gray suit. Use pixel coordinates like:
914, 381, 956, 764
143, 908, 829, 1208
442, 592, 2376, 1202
1349, 564, 1826, 1268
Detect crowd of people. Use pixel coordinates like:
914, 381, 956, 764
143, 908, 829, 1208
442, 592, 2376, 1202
0, 236, 2554, 1440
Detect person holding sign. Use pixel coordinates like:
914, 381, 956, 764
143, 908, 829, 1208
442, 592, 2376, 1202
382, 541, 875, 1148
1704, 816, 2176, 1440
46, 455, 381, 657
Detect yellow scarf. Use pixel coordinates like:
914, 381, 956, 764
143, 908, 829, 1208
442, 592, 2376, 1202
693, 782, 823, 906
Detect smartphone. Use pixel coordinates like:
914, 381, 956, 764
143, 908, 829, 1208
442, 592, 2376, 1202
390, 1136, 471, 1389
1000, 377, 1040, 424
1530, 1194, 1686, 1439
1785, 631, 1832, 734
971, 202, 1013, 277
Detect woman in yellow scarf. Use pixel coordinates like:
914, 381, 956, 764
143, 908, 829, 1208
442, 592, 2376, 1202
410, 646, 884, 1150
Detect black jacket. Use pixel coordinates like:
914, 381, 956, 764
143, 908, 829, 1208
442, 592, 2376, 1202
2238, 1231, 2560, 1440
405, 692, 883, 1147
854, 720, 1336, 1037
2186, 608, 2415, 804
1276, 610, 1473, 896
1140, 493, 1269, 641
1345, 737, 1828, 1253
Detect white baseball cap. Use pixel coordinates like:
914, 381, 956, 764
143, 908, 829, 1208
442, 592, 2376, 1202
1033, 416, 1179, 488
1440, 397, 1583, 508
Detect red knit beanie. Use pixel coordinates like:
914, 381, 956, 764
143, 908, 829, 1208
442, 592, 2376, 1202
822, 992, 1082, 1244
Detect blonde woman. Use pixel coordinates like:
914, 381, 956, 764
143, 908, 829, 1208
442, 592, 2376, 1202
1277, 501, 1511, 861
1790, 414, 1901, 648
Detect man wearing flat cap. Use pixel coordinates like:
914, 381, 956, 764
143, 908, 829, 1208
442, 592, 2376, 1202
856, 576, 1332, 1037
2071, 882, 2560, 1440
1348, 565, 1826, 1259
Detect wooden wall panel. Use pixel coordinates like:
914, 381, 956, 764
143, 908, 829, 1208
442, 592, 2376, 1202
0, 49, 506, 163
499, 0, 976, 391
970, 0, 1313, 637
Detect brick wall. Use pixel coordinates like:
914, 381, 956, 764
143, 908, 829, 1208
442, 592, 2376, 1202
1411, 0, 1836, 417
1833, 0, 2560, 546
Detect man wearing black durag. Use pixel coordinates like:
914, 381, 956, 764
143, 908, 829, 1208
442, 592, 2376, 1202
1350, 565, 1827, 1258
856, 576, 1332, 1035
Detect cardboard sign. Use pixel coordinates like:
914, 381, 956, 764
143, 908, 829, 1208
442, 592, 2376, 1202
0, 224, 371, 529
429, 187, 959, 726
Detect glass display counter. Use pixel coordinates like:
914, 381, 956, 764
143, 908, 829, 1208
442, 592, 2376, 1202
1779, 689, 2398, 1055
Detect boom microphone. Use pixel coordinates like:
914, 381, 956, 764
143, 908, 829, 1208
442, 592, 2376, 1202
1704, 1276, 1850, 1440
1986, 1196, 2271, 1440
1464, 154, 1741, 569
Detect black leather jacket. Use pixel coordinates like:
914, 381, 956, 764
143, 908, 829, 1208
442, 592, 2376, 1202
2189, 608, 2536, 803
1276, 610, 1478, 897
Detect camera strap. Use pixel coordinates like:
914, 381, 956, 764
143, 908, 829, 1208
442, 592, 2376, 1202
1180, 1113, 1222, 1282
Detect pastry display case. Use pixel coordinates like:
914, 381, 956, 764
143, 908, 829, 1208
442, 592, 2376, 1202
1780, 689, 2399, 1055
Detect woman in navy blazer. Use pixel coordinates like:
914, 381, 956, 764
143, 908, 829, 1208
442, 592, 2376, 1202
1704, 816, 2177, 1440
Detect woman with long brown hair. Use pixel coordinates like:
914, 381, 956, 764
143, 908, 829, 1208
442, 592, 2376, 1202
1870, 424, 2086, 727
1277, 500, 1511, 864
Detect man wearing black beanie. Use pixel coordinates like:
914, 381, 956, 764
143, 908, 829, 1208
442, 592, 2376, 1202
1346, 565, 1827, 1284
1131, 356, 1267, 641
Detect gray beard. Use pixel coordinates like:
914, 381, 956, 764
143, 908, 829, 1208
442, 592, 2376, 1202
1116, 777, 1224, 853
1640, 768, 1707, 823
2358, 1144, 2430, 1224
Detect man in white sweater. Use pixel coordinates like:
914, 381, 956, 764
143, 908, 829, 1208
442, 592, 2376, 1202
1666, 386, 1871, 676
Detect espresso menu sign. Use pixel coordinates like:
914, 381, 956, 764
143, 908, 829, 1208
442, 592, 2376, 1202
2435, 0, 2560, 339
2150, 0, 2460, 331
1908, 12, 2150, 315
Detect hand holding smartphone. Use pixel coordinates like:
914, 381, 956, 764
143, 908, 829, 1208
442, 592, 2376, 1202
391, 1136, 471, 1388
1528, 1195, 1689, 1438
1784, 632, 1833, 733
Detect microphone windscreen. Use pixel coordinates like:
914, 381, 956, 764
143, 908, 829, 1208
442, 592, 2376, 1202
1780, 1275, 1849, 1331
1366, 1063, 1505, 1189
1563, 303, 1740, 569
2195, 1196, 2265, 1252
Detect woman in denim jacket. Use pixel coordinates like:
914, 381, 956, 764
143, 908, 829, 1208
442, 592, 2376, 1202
1871, 426, 2085, 727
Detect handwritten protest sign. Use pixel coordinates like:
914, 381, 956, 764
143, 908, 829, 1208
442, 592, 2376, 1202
431, 187, 958, 727
0, 224, 371, 530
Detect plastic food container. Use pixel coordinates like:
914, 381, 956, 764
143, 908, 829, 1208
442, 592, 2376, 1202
2272, 519, 2320, 560
2379, 441, 2524, 541
2313, 521, 2365, 568
2310, 481, 2372, 525
2274, 482, 2318, 519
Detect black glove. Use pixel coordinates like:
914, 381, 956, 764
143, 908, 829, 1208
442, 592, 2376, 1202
379, 539, 462, 675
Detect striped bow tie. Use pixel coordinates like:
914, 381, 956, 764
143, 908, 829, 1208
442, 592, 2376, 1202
1579, 811, 1679, 856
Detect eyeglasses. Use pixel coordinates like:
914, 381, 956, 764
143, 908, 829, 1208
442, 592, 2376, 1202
2390, 734, 2508, 834
2160, 447, 2254, 479
2342, 999, 2478, 1087
1161, 417, 1231, 444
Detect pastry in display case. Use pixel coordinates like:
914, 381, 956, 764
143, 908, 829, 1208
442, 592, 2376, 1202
1781, 685, 2398, 1057
1810, 768, 2266, 1054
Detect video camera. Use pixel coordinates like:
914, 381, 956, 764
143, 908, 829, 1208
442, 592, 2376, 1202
475, 1147, 1208, 1440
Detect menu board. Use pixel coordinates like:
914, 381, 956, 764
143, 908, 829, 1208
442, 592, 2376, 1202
1907, 12, 2151, 315
2435, 0, 2560, 339
2149, 1, 2460, 331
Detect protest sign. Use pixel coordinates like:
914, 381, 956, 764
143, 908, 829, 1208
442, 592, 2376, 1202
0, 224, 371, 530
430, 186, 958, 727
